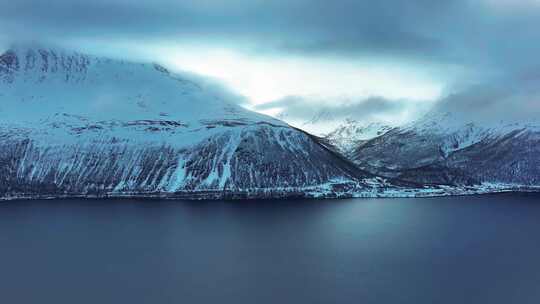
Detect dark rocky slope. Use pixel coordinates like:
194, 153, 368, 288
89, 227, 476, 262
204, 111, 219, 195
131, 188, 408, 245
352, 110, 540, 189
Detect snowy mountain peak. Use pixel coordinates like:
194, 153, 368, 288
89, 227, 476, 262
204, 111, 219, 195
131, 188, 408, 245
0, 46, 284, 128
325, 120, 393, 156
327, 120, 393, 139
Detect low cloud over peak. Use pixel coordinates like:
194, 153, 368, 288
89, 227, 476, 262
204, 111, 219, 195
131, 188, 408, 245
2, 0, 539, 133
255, 95, 432, 134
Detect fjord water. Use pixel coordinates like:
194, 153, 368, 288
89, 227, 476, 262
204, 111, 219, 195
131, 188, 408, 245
1, 194, 539, 304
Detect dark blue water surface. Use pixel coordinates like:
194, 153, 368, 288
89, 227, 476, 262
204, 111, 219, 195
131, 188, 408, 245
1, 193, 539, 304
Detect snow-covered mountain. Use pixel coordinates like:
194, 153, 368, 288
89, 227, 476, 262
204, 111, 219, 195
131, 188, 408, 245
352, 107, 540, 190
0, 46, 394, 200
324, 120, 393, 156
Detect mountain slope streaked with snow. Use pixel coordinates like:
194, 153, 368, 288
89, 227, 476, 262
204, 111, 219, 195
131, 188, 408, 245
352, 107, 540, 189
0, 47, 392, 200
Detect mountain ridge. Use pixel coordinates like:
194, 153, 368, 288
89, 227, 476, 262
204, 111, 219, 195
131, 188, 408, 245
352, 108, 540, 189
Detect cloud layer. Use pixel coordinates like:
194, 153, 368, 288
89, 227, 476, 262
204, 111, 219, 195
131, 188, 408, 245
433, 73, 540, 125
255, 96, 431, 134
2, 0, 539, 70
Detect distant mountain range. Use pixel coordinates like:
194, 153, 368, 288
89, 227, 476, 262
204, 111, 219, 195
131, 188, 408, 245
1, 46, 538, 200
324, 120, 393, 157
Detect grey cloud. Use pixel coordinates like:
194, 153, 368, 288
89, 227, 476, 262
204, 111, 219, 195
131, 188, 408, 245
434, 74, 540, 124
256, 96, 424, 126
258, 69, 540, 128
3, 0, 539, 71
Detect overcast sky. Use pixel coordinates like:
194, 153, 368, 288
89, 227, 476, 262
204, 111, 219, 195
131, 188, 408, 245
1, 0, 539, 132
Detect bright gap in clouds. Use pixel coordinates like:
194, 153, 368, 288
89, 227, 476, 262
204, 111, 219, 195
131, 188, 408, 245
161, 46, 445, 106
50, 40, 454, 132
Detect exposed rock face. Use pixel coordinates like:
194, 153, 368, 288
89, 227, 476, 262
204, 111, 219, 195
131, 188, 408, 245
352, 110, 540, 187
0, 47, 383, 200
